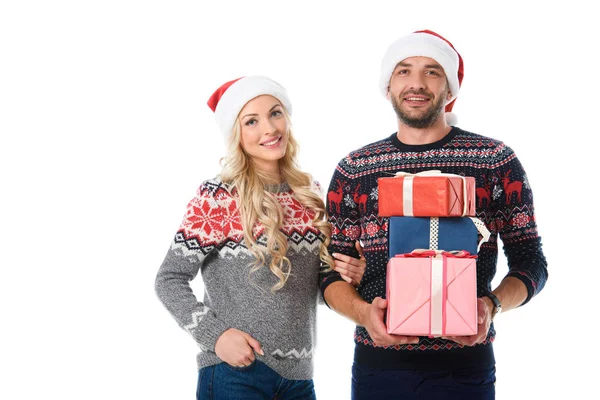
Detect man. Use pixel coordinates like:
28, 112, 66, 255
321, 30, 548, 399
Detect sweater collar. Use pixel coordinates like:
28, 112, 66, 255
390, 127, 459, 151
264, 182, 290, 193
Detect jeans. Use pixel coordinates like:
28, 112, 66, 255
196, 360, 316, 400
351, 362, 496, 400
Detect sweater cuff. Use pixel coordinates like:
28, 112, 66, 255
506, 272, 535, 306
189, 312, 231, 352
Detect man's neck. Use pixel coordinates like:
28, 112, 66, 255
396, 118, 452, 145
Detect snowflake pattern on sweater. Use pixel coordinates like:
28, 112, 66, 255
173, 180, 322, 259
320, 127, 548, 370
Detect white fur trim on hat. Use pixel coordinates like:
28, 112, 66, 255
214, 76, 292, 138
379, 32, 460, 106
445, 111, 458, 126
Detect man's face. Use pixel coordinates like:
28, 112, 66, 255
388, 56, 452, 128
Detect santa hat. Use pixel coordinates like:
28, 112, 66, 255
207, 75, 292, 138
379, 30, 464, 126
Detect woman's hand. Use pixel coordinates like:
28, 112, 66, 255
332, 241, 367, 287
215, 328, 264, 367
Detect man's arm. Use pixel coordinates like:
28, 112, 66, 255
446, 152, 547, 346
320, 160, 419, 346
319, 162, 361, 302
323, 281, 369, 325
495, 152, 548, 305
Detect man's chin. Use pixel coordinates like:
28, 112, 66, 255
399, 113, 439, 129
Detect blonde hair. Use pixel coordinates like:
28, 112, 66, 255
219, 108, 334, 291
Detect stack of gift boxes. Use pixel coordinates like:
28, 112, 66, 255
378, 171, 490, 338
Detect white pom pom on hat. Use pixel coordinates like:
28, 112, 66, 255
207, 75, 292, 138
379, 29, 464, 126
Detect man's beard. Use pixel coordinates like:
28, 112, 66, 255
391, 91, 446, 129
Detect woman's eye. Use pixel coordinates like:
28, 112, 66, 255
245, 119, 257, 126
271, 110, 282, 117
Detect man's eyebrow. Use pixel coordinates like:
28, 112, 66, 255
395, 62, 443, 69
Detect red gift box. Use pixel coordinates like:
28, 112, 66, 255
378, 170, 476, 217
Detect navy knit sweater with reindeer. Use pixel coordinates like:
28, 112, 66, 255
320, 127, 548, 371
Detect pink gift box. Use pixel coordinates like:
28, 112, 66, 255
386, 250, 478, 337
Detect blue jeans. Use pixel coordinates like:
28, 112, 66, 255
351, 363, 496, 400
196, 360, 316, 400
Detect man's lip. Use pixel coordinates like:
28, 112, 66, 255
403, 95, 430, 101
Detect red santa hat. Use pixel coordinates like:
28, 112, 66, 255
379, 29, 464, 126
207, 75, 292, 138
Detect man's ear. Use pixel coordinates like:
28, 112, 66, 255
446, 89, 453, 101
386, 87, 391, 100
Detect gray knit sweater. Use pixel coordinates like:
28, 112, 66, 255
155, 178, 325, 380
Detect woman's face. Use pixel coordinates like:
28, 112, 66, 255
238, 95, 289, 174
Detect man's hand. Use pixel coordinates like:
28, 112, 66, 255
442, 297, 492, 346
360, 296, 419, 347
215, 328, 264, 367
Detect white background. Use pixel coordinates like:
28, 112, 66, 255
1, 1, 597, 399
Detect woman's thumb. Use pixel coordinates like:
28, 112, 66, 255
245, 334, 264, 356
355, 240, 365, 258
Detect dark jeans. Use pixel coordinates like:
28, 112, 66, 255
352, 363, 496, 400
197, 360, 316, 400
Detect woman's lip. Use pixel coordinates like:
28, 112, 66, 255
260, 136, 282, 146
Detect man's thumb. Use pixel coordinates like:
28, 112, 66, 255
373, 297, 387, 309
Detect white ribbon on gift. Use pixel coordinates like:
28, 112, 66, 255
430, 252, 445, 336
469, 217, 491, 253
395, 170, 469, 217
428, 216, 491, 254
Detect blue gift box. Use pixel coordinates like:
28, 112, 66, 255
388, 217, 480, 258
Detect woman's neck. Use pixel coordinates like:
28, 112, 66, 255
254, 160, 283, 184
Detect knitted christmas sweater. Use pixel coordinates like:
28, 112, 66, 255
320, 127, 548, 371
155, 179, 325, 380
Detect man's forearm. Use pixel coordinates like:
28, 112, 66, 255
484, 276, 528, 315
323, 281, 370, 326
494, 276, 528, 312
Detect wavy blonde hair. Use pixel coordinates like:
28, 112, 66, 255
219, 107, 334, 291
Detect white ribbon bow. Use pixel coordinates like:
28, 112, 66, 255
394, 170, 468, 217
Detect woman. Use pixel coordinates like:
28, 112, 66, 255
155, 75, 365, 399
